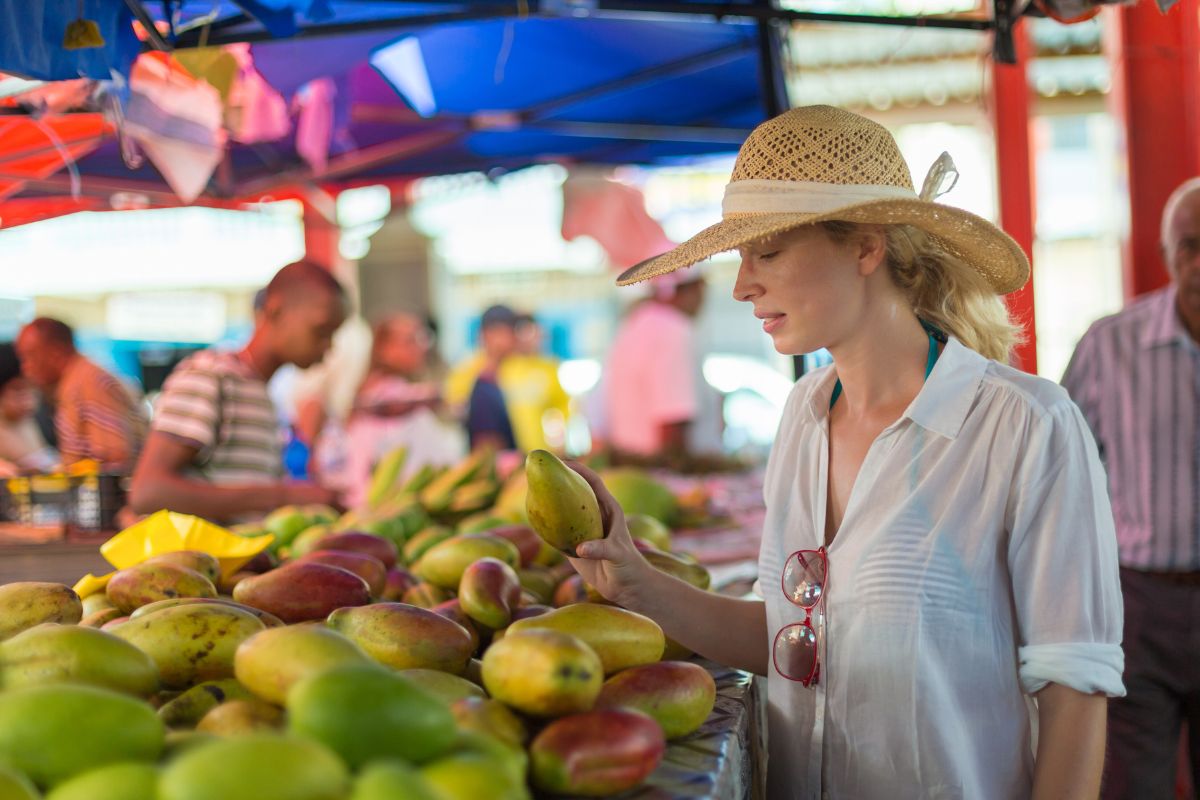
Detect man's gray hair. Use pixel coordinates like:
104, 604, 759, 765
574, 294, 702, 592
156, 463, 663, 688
1162, 176, 1200, 248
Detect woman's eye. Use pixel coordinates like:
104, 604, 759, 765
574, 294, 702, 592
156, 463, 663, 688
759, 251, 779, 261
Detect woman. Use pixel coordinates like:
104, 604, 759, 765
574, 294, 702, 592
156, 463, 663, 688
315, 314, 463, 507
0, 343, 57, 476
568, 106, 1122, 799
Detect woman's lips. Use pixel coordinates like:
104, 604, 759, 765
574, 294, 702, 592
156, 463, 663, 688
762, 314, 785, 334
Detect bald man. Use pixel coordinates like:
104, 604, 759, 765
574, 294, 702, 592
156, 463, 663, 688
130, 261, 346, 521
1063, 177, 1200, 798
15, 317, 147, 471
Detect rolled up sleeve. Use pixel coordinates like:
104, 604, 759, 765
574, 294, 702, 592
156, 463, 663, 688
1006, 400, 1125, 698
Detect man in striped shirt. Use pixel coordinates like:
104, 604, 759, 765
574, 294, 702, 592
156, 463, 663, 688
129, 261, 345, 522
15, 317, 147, 472
1063, 177, 1200, 799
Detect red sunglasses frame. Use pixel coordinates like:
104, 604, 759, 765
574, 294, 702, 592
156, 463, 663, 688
772, 547, 828, 687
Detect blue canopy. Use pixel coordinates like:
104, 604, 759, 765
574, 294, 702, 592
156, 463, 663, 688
0, 2, 996, 202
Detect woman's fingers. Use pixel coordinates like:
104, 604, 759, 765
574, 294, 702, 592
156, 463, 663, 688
566, 460, 625, 534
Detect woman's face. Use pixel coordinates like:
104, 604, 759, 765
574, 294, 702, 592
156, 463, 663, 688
377, 320, 430, 376
0, 377, 36, 422
733, 225, 879, 356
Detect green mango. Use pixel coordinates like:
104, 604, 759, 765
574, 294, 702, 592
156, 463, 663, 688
396, 669, 485, 705
158, 734, 348, 800
412, 535, 520, 590
44, 762, 157, 800
157, 679, 254, 728
401, 527, 453, 566
288, 664, 457, 769
0, 583, 81, 641
111, 604, 265, 689
420, 752, 530, 800
599, 469, 679, 525
351, 761, 439, 800
507, 603, 664, 675
0, 623, 158, 696
524, 450, 604, 556
233, 625, 370, 706
0, 764, 37, 800
0, 684, 163, 788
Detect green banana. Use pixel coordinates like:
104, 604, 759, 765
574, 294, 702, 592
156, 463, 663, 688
366, 446, 409, 509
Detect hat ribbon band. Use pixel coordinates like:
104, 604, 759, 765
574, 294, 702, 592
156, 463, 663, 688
722, 179, 918, 215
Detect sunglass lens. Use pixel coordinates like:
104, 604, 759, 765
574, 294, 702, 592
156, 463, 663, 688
773, 623, 818, 682
782, 550, 826, 607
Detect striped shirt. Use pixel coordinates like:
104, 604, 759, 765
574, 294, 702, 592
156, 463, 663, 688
55, 356, 147, 472
152, 350, 283, 484
1063, 286, 1200, 571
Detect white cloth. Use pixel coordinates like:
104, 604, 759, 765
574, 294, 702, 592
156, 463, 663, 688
757, 337, 1124, 800
604, 301, 699, 455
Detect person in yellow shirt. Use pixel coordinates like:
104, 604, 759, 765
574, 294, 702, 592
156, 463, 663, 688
444, 308, 569, 453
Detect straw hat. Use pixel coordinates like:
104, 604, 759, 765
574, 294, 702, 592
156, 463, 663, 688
616, 105, 1030, 295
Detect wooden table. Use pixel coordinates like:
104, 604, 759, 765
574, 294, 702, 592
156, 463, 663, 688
0, 525, 112, 586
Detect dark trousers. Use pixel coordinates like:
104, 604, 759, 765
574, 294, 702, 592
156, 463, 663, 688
1103, 567, 1200, 799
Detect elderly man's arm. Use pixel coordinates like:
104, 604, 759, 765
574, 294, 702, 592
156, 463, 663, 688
129, 432, 335, 521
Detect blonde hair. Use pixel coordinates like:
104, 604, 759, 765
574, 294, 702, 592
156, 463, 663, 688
820, 221, 1024, 363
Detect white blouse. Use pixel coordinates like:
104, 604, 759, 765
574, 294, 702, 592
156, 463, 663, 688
757, 337, 1124, 800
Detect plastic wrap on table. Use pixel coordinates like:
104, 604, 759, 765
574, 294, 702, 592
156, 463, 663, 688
546, 661, 763, 800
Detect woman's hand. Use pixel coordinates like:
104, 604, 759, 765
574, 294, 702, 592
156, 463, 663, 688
565, 461, 652, 610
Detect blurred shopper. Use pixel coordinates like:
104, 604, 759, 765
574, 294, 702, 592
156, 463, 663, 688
316, 313, 464, 507
1063, 176, 1200, 799
129, 261, 345, 521
502, 313, 571, 452
15, 317, 147, 472
603, 272, 722, 459
0, 343, 57, 475
445, 305, 519, 451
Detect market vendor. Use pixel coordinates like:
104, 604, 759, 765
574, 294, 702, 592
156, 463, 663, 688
0, 342, 58, 475
15, 317, 147, 473
568, 106, 1123, 799
128, 261, 345, 521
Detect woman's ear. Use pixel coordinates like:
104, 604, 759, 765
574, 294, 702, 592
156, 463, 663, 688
856, 226, 888, 276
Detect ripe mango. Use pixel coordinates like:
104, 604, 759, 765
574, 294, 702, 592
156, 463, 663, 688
0, 684, 164, 787
327, 603, 474, 674
626, 514, 672, 551
310, 531, 398, 569
44, 762, 158, 800
0, 764, 37, 800
288, 664, 457, 768
507, 603, 664, 675
595, 661, 716, 739
0, 582, 82, 640
0, 623, 158, 696
158, 734, 348, 800
106, 563, 216, 615
413, 535, 520, 590
398, 669, 485, 705
195, 698, 284, 735
143, 551, 221, 584
296, 550, 387, 597
130, 597, 284, 628
380, 567, 418, 601
80, 608, 124, 628
553, 573, 592, 607
420, 752, 529, 800
481, 629, 602, 717
351, 761, 439, 800
458, 557, 522, 629
513, 604, 552, 622
401, 582, 451, 609
401, 526, 453, 565
529, 708, 665, 796
157, 679, 253, 728
431, 600, 482, 654
81, 593, 117, 617
111, 604, 265, 689
516, 566, 558, 605
232, 562, 371, 624
234, 625, 370, 705
525, 449, 603, 556
451, 696, 527, 748
643, 549, 711, 590
485, 524, 542, 567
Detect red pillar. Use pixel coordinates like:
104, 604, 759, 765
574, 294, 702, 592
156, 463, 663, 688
990, 23, 1038, 374
302, 192, 343, 272
1107, 0, 1200, 298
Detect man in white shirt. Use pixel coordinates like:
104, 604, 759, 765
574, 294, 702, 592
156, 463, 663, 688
603, 272, 720, 458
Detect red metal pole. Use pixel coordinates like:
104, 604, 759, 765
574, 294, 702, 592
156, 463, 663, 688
302, 192, 343, 272
990, 21, 1038, 373
1106, 0, 1200, 299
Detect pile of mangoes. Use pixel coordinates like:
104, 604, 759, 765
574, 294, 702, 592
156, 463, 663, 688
0, 449, 721, 799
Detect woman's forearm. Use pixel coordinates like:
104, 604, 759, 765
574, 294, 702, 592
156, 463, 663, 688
626, 569, 769, 676
1031, 682, 1108, 800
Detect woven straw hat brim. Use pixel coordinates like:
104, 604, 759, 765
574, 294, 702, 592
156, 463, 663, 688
616, 197, 1030, 296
